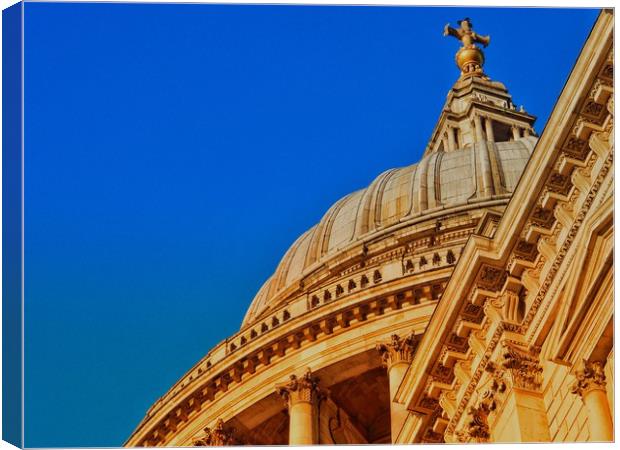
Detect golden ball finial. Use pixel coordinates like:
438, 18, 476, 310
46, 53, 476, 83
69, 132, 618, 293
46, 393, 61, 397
455, 46, 485, 75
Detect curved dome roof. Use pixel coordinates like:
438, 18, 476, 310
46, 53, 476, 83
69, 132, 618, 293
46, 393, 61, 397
243, 136, 537, 326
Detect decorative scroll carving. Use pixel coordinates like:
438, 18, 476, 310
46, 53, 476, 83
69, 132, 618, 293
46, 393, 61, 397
276, 367, 322, 407
191, 419, 235, 446
376, 332, 419, 368
500, 289, 522, 324
571, 360, 607, 398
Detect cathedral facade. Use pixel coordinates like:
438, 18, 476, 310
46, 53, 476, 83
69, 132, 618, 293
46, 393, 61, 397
126, 10, 614, 446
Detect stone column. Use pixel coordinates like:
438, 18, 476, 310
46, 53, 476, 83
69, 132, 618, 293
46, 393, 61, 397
571, 360, 613, 442
485, 117, 495, 142
277, 368, 322, 445
376, 333, 419, 442
512, 125, 522, 140
473, 115, 494, 197
474, 115, 486, 142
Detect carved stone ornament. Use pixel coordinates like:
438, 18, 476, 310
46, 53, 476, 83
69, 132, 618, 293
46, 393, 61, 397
500, 342, 543, 391
456, 402, 492, 443
276, 367, 322, 407
376, 332, 419, 368
571, 360, 607, 398
456, 362, 507, 443
191, 419, 235, 446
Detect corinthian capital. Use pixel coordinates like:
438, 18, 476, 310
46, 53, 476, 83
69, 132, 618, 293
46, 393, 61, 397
192, 419, 235, 446
571, 360, 607, 398
276, 367, 322, 407
376, 332, 419, 368
500, 341, 543, 391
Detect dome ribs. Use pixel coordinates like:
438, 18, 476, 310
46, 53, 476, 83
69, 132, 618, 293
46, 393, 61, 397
372, 168, 399, 228
425, 151, 442, 210
244, 143, 531, 327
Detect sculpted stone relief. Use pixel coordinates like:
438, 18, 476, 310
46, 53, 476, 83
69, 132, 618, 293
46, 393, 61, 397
571, 360, 607, 398
191, 419, 235, 447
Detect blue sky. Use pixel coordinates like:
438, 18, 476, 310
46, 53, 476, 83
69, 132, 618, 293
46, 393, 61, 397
23, 4, 598, 447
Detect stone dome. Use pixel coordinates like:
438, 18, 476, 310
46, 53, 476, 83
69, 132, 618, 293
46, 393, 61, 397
243, 135, 537, 326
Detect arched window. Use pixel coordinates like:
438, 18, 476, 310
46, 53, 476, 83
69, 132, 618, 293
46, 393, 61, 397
348, 279, 357, 291
335, 285, 344, 296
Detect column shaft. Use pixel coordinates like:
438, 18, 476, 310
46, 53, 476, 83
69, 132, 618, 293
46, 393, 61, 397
289, 401, 315, 445
485, 118, 495, 142
583, 388, 614, 441
474, 115, 485, 142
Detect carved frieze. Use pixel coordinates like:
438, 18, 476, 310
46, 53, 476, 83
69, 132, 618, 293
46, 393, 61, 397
191, 419, 235, 446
